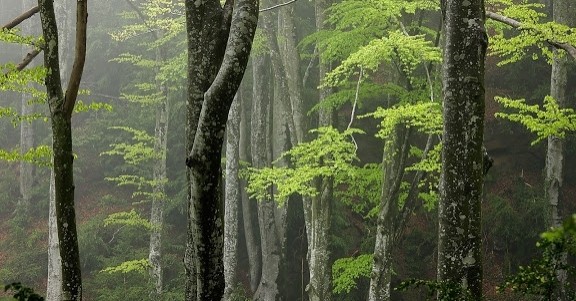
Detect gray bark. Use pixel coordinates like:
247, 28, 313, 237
223, 93, 241, 301
437, 0, 486, 299
368, 127, 410, 301
546, 0, 574, 296
184, 0, 258, 298
38, 0, 87, 298
305, 1, 334, 300
239, 79, 261, 293
149, 29, 170, 299
46, 171, 62, 301
251, 52, 283, 301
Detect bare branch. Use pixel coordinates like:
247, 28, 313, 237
1, 6, 40, 30
259, 0, 298, 12
14, 48, 41, 72
63, 0, 88, 117
486, 11, 576, 60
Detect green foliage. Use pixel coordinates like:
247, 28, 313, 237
335, 163, 381, 218
365, 102, 443, 138
323, 31, 441, 87
497, 214, 576, 300
100, 258, 150, 274
3, 283, 44, 301
495, 96, 576, 145
332, 254, 373, 294
488, 0, 576, 65
0, 145, 52, 167
104, 209, 152, 230
247, 127, 361, 204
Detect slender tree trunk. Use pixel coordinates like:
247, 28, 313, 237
368, 126, 411, 301
239, 78, 261, 293
437, 0, 486, 299
251, 52, 283, 301
46, 171, 62, 301
223, 93, 241, 301
304, 1, 334, 300
546, 0, 574, 297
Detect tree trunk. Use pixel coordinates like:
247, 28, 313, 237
546, 0, 574, 296
38, 0, 87, 298
148, 29, 170, 299
251, 52, 283, 301
368, 126, 411, 301
223, 93, 241, 301
305, 1, 334, 300
184, 0, 258, 298
239, 75, 261, 293
437, 0, 486, 299
46, 171, 62, 301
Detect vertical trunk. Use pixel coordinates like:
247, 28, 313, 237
46, 171, 62, 301
546, 0, 574, 295
185, 0, 258, 298
183, 0, 229, 298
240, 97, 261, 295
368, 126, 410, 301
38, 0, 87, 298
223, 93, 241, 300
251, 53, 283, 301
149, 31, 170, 299
437, 0, 486, 299
149, 94, 168, 299
305, 1, 334, 300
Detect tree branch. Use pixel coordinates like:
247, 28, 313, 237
1, 6, 40, 30
63, 0, 88, 118
259, 0, 298, 12
486, 11, 576, 60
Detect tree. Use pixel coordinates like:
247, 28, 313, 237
436, 0, 487, 299
37, 0, 88, 299
183, 0, 258, 299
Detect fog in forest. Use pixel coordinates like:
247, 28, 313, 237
0, 0, 575, 300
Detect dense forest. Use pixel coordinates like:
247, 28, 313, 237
0, 0, 575, 300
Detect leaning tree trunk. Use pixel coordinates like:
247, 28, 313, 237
223, 93, 241, 301
436, 0, 486, 299
184, 0, 258, 298
38, 0, 87, 299
368, 126, 411, 301
546, 0, 574, 296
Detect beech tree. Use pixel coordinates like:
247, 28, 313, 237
437, 0, 486, 299
37, 0, 88, 299
183, 0, 258, 299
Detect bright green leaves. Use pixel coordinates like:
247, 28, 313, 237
104, 209, 152, 230
101, 126, 157, 165
323, 31, 441, 87
247, 127, 361, 204
488, 0, 576, 64
101, 258, 151, 274
366, 101, 443, 138
0, 145, 52, 167
495, 96, 576, 145
0, 28, 43, 47
332, 254, 373, 294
